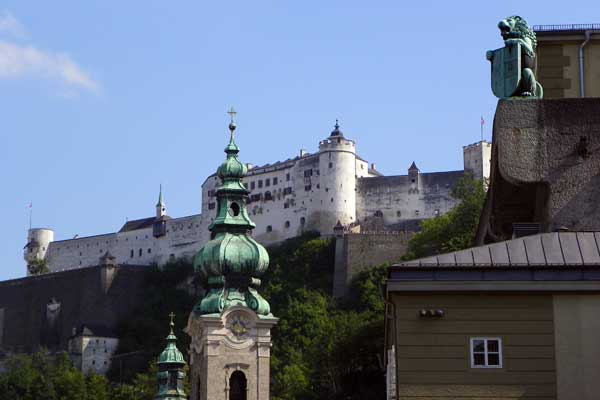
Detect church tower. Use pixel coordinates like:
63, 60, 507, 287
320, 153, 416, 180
186, 109, 278, 400
155, 313, 187, 400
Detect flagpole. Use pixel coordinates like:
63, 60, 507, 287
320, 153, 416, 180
480, 116, 484, 142
29, 206, 32, 229
480, 117, 483, 141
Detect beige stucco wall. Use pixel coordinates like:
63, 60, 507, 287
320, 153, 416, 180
553, 294, 600, 400
537, 33, 600, 98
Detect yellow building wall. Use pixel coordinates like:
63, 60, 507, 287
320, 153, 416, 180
537, 35, 600, 98
553, 294, 600, 400
391, 293, 556, 400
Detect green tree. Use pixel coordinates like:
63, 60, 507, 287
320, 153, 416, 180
27, 257, 50, 275
403, 174, 486, 260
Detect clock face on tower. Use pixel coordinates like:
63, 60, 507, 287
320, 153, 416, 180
227, 314, 249, 339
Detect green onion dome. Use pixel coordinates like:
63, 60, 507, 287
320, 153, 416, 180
194, 232, 269, 278
158, 322, 185, 365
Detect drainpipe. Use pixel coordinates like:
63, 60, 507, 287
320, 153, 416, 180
579, 31, 592, 97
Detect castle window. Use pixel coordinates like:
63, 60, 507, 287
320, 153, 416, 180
265, 178, 270, 187
415, 210, 420, 216
208, 202, 216, 210
411, 178, 416, 183
286, 173, 290, 181
250, 181, 255, 190
266, 225, 272, 233
283, 187, 292, 195
130, 250, 134, 258
304, 169, 313, 177
316, 184, 320, 189
305, 185, 311, 191
316, 169, 320, 175
258, 180, 263, 188
300, 217, 306, 226
285, 221, 290, 228
331, 197, 334, 202
329, 162, 333, 168
148, 248, 152, 254
264, 191, 273, 201
470, 338, 502, 368
397, 211, 401, 217
273, 177, 278, 185
139, 248, 142, 257
284, 201, 289, 209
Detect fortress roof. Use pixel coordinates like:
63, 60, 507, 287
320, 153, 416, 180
358, 170, 464, 189
119, 216, 171, 232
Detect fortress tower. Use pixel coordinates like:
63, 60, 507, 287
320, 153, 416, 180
24, 228, 54, 275
463, 140, 492, 182
315, 121, 359, 232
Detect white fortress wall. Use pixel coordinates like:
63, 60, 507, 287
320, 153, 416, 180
44, 215, 202, 272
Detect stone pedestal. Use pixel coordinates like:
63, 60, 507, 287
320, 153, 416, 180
186, 306, 278, 400
477, 98, 600, 243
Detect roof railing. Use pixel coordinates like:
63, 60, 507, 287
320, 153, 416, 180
534, 23, 600, 32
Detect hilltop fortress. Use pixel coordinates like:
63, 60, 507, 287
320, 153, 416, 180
24, 122, 490, 274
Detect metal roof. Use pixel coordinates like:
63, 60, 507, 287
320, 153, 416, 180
394, 231, 600, 268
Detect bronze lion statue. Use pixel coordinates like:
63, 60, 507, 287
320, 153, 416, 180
486, 16, 543, 98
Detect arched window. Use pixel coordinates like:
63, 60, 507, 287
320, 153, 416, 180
300, 217, 306, 226
284, 221, 290, 228
266, 225, 272, 233
229, 371, 247, 400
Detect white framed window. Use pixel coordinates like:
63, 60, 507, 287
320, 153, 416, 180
470, 337, 502, 368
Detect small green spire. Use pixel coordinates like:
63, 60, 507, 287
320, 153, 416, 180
155, 313, 186, 400
156, 184, 165, 208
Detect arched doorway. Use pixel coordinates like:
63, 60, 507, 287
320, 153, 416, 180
229, 370, 247, 400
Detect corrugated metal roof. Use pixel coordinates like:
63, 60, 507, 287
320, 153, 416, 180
395, 232, 600, 267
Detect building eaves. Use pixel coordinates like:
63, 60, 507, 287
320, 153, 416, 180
392, 231, 600, 269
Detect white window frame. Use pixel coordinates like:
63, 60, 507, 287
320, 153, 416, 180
470, 337, 503, 368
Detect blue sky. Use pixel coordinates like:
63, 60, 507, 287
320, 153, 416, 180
1, 1, 597, 280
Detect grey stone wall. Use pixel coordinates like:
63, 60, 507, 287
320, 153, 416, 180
333, 232, 412, 298
0, 265, 146, 354
477, 98, 600, 243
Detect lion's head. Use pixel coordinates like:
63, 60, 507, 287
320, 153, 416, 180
498, 15, 537, 50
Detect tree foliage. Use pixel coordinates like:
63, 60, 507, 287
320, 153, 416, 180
27, 257, 49, 275
0, 350, 150, 400
403, 174, 486, 260
264, 234, 386, 400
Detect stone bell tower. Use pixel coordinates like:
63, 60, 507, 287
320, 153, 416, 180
186, 108, 278, 400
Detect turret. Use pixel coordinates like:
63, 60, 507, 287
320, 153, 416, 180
24, 228, 54, 275
463, 140, 492, 182
408, 162, 420, 194
316, 120, 358, 233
